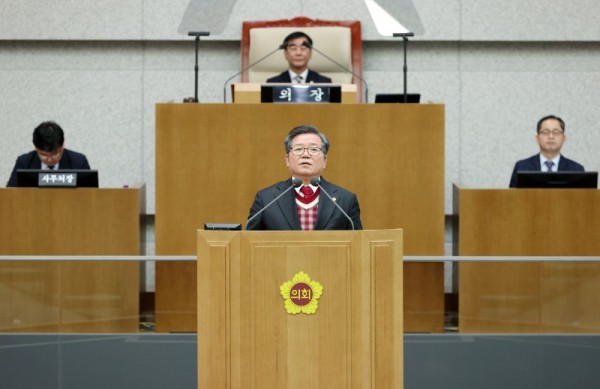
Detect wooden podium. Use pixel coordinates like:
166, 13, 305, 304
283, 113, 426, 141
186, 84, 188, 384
455, 184, 600, 333
197, 229, 403, 389
156, 103, 445, 333
0, 185, 144, 332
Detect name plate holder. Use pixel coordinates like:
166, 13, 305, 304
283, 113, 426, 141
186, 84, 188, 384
261, 84, 342, 103
38, 172, 78, 187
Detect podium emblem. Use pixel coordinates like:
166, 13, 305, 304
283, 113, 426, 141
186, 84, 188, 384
280, 271, 323, 315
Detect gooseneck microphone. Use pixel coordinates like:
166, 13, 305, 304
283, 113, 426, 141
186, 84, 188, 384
310, 177, 355, 230
222, 44, 286, 103
245, 177, 302, 230
304, 42, 369, 103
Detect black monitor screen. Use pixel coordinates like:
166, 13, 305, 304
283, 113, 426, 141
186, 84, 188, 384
374, 93, 421, 103
16, 169, 99, 188
516, 171, 598, 189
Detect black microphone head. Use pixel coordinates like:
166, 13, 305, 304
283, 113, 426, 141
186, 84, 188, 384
292, 177, 303, 187
309, 177, 320, 186
279, 43, 288, 50
302, 41, 312, 49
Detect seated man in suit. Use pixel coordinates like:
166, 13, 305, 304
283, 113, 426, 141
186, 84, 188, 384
246, 124, 362, 230
6, 121, 91, 187
267, 31, 332, 84
509, 115, 584, 188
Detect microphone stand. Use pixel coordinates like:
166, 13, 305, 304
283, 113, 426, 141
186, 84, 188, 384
392, 32, 414, 103
309, 177, 355, 230
222, 45, 284, 103
185, 31, 210, 103
309, 45, 369, 103
245, 178, 302, 230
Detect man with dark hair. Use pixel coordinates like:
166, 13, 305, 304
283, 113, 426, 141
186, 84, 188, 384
6, 121, 91, 187
509, 115, 584, 188
267, 31, 332, 84
246, 124, 362, 230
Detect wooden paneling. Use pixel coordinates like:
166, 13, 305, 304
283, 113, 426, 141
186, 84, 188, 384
456, 185, 600, 333
156, 103, 445, 332
0, 186, 143, 332
197, 230, 403, 389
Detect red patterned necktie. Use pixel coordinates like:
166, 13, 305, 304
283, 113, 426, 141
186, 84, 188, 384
300, 186, 314, 197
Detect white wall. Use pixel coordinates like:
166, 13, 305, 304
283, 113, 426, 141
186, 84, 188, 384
1, 0, 599, 214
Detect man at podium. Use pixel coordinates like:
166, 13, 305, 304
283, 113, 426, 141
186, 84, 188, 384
246, 124, 362, 230
266, 32, 332, 84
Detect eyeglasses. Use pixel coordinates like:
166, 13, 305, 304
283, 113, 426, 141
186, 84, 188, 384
290, 146, 323, 156
539, 129, 564, 136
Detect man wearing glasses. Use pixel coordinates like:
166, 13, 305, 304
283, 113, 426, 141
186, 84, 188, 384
509, 115, 584, 188
6, 121, 91, 187
246, 125, 362, 230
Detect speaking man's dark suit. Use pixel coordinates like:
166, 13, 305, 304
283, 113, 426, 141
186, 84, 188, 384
509, 154, 584, 188
6, 149, 91, 187
246, 177, 362, 230
267, 70, 332, 83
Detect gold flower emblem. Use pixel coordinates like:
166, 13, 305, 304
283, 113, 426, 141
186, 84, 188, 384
280, 271, 323, 315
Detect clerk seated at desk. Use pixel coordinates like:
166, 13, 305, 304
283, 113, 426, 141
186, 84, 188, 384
266, 31, 332, 84
509, 115, 584, 188
6, 121, 91, 187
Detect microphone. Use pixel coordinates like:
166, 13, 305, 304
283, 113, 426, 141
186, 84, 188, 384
185, 31, 210, 103
222, 44, 285, 103
245, 177, 302, 230
304, 42, 369, 103
310, 177, 355, 230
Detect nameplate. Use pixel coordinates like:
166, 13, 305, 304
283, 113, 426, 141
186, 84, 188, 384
38, 172, 78, 187
262, 84, 341, 103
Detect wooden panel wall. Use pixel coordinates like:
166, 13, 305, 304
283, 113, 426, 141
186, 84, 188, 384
456, 186, 600, 333
0, 186, 143, 332
156, 103, 445, 332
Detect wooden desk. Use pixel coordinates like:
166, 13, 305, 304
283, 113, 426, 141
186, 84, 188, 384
455, 184, 600, 333
156, 103, 445, 332
0, 185, 144, 332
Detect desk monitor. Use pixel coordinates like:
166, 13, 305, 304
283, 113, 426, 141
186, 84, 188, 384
16, 169, 99, 188
204, 223, 242, 230
516, 171, 598, 188
374, 93, 421, 104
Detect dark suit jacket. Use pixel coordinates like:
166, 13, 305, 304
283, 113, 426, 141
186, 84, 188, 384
6, 149, 91, 187
246, 177, 362, 230
509, 154, 584, 188
266, 69, 332, 83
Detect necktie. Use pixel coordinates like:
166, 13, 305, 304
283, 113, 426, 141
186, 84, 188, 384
300, 186, 313, 197
48, 165, 55, 170
293, 75, 303, 84
544, 161, 554, 172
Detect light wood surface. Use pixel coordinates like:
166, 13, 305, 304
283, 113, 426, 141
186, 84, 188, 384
0, 186, 144, 332
455, 184, 600, 333
197, 229, 403, 389
156, 103, 445, 332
